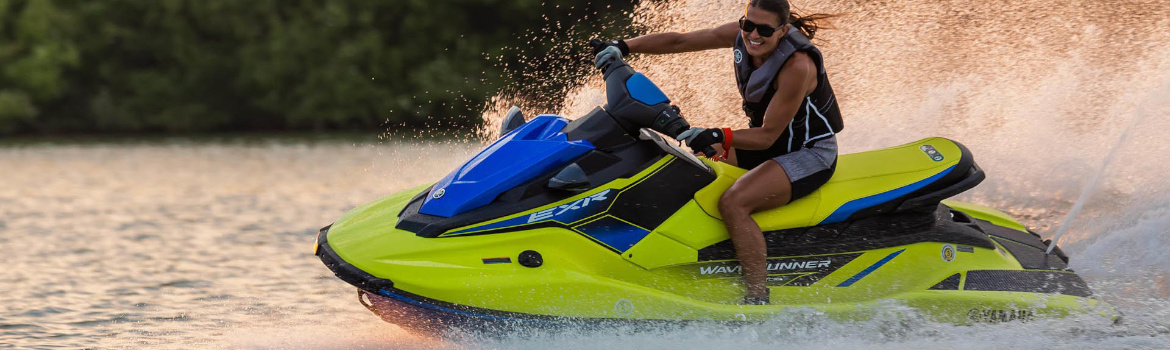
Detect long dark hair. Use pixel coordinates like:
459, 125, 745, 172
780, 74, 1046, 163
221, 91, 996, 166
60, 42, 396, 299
748, 0, 836, 40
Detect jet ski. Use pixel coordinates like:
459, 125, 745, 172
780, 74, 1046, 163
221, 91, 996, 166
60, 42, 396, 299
314, 53, 1117, 335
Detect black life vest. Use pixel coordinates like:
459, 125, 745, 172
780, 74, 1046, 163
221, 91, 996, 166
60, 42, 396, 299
732, 27, 844, 168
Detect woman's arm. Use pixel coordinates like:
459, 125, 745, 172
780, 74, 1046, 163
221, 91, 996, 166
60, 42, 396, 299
727, 52, 818, 150
626, 22, 740, 54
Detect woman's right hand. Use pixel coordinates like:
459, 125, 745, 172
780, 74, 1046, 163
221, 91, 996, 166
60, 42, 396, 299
589, 38, 630, 56
593, 46, 623, 69
677, 127, 727, 158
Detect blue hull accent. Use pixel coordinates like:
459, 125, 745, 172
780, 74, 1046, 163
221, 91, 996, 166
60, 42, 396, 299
363, 288, 656, 336
836, 249, 906, 287
375, 289, 553, 325
572, 215, 650, 252
820, 165, 957, 224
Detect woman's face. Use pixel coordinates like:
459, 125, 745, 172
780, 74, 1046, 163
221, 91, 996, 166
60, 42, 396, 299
741, 6, 786, 58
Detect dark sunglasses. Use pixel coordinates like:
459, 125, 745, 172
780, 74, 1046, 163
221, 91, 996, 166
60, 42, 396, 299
738, 17, 782, 37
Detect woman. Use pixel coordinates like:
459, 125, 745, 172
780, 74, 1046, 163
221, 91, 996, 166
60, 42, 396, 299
591, 0, 843, 304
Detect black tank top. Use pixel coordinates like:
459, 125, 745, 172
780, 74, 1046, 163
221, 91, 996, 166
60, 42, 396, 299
732, 27, 843, 169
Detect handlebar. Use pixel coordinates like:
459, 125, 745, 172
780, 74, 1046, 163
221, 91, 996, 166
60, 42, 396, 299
596, 52, 692, 140
594, 49, 730, 160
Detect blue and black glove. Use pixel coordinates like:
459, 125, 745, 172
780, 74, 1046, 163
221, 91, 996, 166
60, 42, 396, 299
589, 38, 630, 57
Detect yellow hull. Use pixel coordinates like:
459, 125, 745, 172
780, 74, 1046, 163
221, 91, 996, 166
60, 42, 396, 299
316, 137, 1117, 330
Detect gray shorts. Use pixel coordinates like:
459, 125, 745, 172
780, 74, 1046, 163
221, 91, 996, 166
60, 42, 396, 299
773, 136, 838, 181
773, 136, 838, 200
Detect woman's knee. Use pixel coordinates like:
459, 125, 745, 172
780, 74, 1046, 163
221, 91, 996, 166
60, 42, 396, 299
719, 169, 794, 217
718, 186, 750, 217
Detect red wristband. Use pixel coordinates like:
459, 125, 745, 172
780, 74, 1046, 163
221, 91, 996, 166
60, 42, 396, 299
721, 128, 734, 150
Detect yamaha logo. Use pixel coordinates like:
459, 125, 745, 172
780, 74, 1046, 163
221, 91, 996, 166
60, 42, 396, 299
432, 188, 445, 199
734, 49, 743, 64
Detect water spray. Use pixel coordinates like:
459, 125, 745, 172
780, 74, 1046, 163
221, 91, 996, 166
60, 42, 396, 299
1046, 82, 1162, 254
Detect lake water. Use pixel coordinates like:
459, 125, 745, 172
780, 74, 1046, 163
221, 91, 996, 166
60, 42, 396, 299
0, 139, 479, 349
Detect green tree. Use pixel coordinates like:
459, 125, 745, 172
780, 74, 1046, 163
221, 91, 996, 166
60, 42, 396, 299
0, 0, 80, 133
0, 0, 637, 136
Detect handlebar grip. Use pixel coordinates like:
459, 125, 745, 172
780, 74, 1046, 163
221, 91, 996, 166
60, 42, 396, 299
654, 107, 690, 139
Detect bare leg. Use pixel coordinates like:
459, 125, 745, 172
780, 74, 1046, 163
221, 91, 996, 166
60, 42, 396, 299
717, 160, 793, 300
